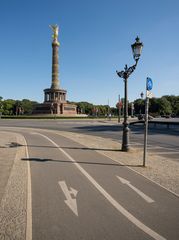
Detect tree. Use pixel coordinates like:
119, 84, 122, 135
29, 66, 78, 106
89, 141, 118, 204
95, 105, 109, 116
3, 99, 15, 115
162, 95, 179, 116
149, 98, 160, 115
159, 97, 172, 115
134, 99, 145, 115
21, 99, 38, 115
14, 100, 23, 115
0, 97, 3, 113
76, 102, 94, 115
110, 107, 118, 116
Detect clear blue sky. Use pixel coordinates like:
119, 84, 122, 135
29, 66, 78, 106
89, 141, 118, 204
0, 0, 178, 106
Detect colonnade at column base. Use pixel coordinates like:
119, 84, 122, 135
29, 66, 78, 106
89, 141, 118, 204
32, 100, 77, 115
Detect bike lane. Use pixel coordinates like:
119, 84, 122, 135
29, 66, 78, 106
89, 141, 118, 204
24, 130, 178, 240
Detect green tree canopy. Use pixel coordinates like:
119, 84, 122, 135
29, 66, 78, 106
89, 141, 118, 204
0, 95, 178, 117
134, 99, 145, 114
159, 97, 172, 115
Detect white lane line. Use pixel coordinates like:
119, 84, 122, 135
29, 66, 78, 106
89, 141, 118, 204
149, 152, 179, 155
147, 146, 179, 151
117, 176, 155, 203
24, 138, 32, 240
130, 143, 144, 146
36, 132, 166, 240
147, 146, 171, 149
130, 141, 179, 150
130, 143, 179, 155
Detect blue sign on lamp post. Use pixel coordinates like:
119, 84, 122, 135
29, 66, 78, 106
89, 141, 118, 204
146, 77, 153, 91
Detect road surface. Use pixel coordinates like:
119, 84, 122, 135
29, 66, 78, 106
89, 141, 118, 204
0, 118, 178, 161
0, 126, 178, 240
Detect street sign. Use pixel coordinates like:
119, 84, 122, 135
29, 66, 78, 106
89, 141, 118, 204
146, 90, 153, 99
146, 77, 153, 91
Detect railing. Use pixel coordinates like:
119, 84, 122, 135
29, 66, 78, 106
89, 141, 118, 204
130, 119, 179, 129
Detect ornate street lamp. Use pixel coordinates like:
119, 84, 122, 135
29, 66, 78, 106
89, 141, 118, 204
116, 37, 143, 151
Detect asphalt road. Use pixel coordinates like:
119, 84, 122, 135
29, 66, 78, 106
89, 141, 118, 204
0, 118, 178, 161
2, 127, 178, 240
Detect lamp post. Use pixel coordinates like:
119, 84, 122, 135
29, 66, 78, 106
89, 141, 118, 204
116, 37, 143, 151
131, 102, 134, 117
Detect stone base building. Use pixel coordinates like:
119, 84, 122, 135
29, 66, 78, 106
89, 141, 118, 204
33, 88, 77, 115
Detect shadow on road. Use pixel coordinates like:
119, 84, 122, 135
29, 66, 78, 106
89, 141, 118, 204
16, 143, 121, 152
21, 157, 142, 167
73, 124, 179, 136
74, 125, 123, 133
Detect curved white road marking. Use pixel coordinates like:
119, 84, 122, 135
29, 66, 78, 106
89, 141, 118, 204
36, 132, 166, 240
24, 138, 32, 240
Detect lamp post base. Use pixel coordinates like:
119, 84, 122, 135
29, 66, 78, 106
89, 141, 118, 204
121, 123, 130, 151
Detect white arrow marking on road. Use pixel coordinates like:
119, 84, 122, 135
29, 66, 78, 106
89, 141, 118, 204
36, 132, 166, 240
58, 181, 78, 216
117, 176, 155, 203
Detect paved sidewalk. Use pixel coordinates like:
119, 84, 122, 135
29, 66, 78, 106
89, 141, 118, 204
0, 132, 17, 203
0, 131, 27, 240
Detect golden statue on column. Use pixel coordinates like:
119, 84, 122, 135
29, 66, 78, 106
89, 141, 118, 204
49, 24, 60, 46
